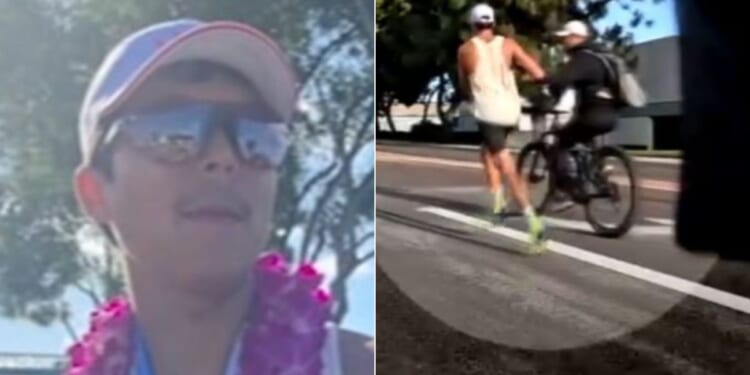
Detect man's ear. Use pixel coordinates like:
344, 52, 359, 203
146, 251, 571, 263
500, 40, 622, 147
73, 166, 112, 223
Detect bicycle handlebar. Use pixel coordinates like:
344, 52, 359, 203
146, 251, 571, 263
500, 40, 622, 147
522, 106, 571, 115
523, 85, 573, 116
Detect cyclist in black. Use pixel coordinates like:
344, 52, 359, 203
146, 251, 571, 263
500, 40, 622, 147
543, 20, 619, 206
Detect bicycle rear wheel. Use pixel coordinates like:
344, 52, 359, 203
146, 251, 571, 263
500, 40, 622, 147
584, 146, 638, 238
516, 142, 555, 213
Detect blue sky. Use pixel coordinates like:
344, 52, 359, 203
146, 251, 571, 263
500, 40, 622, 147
592, 0, 678, 43
0, 0, 678, 356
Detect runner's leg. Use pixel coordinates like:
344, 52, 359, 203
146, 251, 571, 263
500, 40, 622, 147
485, 126, 546, 252
479, 122, 506, 215
481, 146, 505, 214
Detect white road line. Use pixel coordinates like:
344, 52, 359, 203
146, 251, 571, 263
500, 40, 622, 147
378, 151, 680, 193
646, 217, 676, 226
418, 206, 750, 316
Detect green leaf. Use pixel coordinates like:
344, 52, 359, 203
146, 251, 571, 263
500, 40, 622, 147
448, 0, 466, 11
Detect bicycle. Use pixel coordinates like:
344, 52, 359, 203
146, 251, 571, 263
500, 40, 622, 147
516, 106, 638, 238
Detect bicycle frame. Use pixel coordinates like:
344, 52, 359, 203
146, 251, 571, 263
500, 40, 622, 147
524, 107, 603, 201
519, 103, 638, 237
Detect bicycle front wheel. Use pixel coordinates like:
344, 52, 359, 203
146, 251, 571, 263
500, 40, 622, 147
516, 142, 555, 213
584, 146, 638, 238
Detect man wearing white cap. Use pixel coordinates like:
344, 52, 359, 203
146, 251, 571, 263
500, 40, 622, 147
65, 19, 370, 375
458, 3, 547, 252
546, 20, 620, 199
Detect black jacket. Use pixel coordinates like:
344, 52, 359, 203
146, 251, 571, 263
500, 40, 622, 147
545, 41, 617, 113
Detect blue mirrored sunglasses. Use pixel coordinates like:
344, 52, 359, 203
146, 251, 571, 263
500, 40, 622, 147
100, 103, 290, 169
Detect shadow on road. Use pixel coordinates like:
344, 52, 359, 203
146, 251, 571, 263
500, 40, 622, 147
377, 265, 750, 375
376, 266, 675, 375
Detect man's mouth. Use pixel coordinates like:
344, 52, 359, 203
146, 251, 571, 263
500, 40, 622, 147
178, 202, 249, 223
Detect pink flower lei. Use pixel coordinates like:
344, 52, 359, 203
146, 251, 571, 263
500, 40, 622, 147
65, 251, 333, 375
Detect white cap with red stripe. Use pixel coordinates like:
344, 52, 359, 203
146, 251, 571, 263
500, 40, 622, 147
78, 19, 298, 162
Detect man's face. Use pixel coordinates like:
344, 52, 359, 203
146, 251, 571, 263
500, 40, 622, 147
560, 34, 587, 49
76, 66, 283, 294
472, 22, 494, 34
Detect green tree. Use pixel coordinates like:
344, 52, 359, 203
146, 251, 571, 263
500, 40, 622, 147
0, 0, 373, 341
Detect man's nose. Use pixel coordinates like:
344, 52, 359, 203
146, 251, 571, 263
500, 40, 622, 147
200, 130, 238, 176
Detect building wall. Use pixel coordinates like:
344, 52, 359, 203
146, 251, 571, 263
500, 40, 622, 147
610, 36, 681, 149
633, 36, 681, 106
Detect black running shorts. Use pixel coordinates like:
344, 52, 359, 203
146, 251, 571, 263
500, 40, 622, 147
478, 121, 515, 153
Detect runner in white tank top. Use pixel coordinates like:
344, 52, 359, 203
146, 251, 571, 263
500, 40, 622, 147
468, 34, 522, 127
457, 3, 549, 253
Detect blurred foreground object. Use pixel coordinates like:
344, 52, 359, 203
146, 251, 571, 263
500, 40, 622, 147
676, 1, 748, 258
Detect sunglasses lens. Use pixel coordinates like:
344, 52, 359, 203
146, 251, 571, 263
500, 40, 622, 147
126, 108, 208, 163
235, 120, 289, 169
111, 105, 288, 167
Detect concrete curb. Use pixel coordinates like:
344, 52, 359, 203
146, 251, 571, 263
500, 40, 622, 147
376, 140, 682, 166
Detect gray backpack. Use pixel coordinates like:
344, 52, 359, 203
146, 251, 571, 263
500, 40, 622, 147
583, 50, 647, 108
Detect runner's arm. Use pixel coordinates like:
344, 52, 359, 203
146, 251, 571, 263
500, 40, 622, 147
457, 43, 476, 101
508, 38, 546, 81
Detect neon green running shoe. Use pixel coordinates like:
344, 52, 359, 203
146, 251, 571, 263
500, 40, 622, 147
493, 192, 506, 215
526, 214, 548, 254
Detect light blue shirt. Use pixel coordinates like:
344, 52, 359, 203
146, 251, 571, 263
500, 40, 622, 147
131, 323, 341, 375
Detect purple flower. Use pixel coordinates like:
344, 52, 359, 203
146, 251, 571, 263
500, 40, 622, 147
65, 252, 334, 375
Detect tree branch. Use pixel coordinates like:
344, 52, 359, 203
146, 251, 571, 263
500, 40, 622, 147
299, 90, 370, 259
332, 277, 349, 323
300, 24, 358, 84
73, 281, 102, 307
300, 158, 352, 255
281, 93, 373, 257
332, 92, 373, 158
349, 100, 375, 153
330, 241, 358, 322
311, 227, 328, 263
59, 305, 79, 343
356, 249, 374, 266
299, 168, 343, 261
353, 232, 374, 255
294, 160, 338, 206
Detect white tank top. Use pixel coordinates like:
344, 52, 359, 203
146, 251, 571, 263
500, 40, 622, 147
468, 36, 522, 126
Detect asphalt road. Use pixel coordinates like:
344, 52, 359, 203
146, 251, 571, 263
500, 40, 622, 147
376, 141, 750, 375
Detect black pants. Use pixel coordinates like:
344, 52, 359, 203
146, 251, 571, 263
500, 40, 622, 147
556, 107, 617, 149
555, 107, 617, 187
